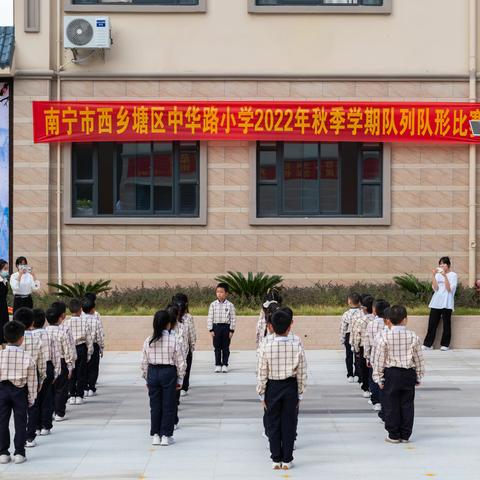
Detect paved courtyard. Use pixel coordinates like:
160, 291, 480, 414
1, 349, 479, 480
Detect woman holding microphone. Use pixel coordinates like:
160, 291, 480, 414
9, 256, 40, 312
423, 256, 457, 351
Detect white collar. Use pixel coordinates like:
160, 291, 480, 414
6, 345, 23, 352
391, 325, 406, 332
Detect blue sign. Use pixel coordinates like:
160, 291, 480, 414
96, 20, 106, 27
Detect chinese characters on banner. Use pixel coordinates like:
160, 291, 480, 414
32, 101, 480, 144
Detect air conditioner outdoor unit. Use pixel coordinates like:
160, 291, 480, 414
64, 16, 111, 49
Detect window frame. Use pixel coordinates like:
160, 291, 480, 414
248, 0, 392, 14
250, 142, 391, 226
65, 0, 207, 14
64, 142, 207, 225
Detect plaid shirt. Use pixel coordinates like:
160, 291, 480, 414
372, 326, 426, 384
255, 311, 267, 347
207, 299, 236, 331
256, 334, 307, 399
21, 331, 47, 385
364, 317, 386, 361
83, 313, 105, 351
32, 328, 62, 379
182, 313, 197, 352
0, 346, 38, 406
351, 312, 374, 353
340, 307, 362, 344
141, 331, 187, 384
60, 323, 77, 362
173, 322, 189, 356
64, 316, 94, 360
46, 325, 76, 372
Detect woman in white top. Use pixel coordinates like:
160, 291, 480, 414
9, 256, 40, 313
423, 256, 457, 351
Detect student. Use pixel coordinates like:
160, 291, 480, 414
373, 305, 425, 444
83, 298, 105, 396
13, 308, 47, 448
257, 309, 307, 471
31, 308, 61, 436
0, 321, 38, 464
141, 310, 186, 447
364, 299, 390, 412
9, 257, 40, 313
256, 290, 282, 348
172, 293, 196, 397
340, 292, 362, 383
65, 299, 93, 405
0, 259, 9, 348
207, 283, 236, 373
51, 301, 77, 362
45, 306, 76, 422
351, 294, 375, 397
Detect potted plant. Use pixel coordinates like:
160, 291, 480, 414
76, 198, 93, 216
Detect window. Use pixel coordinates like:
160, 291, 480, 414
249, 0, 391, 13
72, 141, 200, 218
66, 0, 206, 12
255, 0, 382, 5
256, 141, 383, 218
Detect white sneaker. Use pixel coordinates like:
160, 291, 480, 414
385, 436, 400, 444
222, 366, 228, 373
84, 390, 89, 398
40, 429, 50, 436
421, 345, 433, 351
367, 399, 373, 405
75, 397, 84, 405
160, 435, 170, 446
25, 440, 36, 448
282, 462, 293, 470
362, 391, 371, 398
180, 390, 187, 397
293, 441, 297, 450
68, 397, 76, 405
54, 414, 66, 422
272, 462, 282, 470
262, 432, 268, 439
214, 366, 221, 373
88, 390, 96, 397
35, 429, 41, 436
152, 434, 161, 446
373, 404, 382, 411
353, 376, 359, 382
440, 346, 450, 351
174, 424, 179, 430
0, 454, 11, 464
14, 454, 27, 464
347, 376, 354, 383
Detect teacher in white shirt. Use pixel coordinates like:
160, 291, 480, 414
422, 256, 457, 351
9, 256, 40, 313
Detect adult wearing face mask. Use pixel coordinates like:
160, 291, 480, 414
9, 256, 40, 313
0, 259, 9, 347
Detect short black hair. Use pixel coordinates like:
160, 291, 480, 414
15, 256, 27, 267
361, 294, 374, 314
280, 306, 293, 320
13, 307, 34, 329
51, 301, 67, 316
216, 282, 229, 293
383, 307, 391, 320
439, 256, 451, 267
271, 309, 292, 335
69, 298, 82, 314
348, 292, 361, 305
374, 299, 390, 319
46, 307, 61, 325
82, 298, 95, 314
84, 292, 97, 302
389, 305, 407, 325
32, 308, 46, 329
4, 321, 25, 344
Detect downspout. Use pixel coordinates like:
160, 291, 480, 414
56, 0, 62, 284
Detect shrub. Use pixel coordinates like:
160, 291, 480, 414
48, 280, 112, 299
393, 274, 431, 301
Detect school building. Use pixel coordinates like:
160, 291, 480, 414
3, 0, 480, 289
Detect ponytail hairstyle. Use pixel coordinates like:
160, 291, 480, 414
172, 293, 189, 313
166, 303, 179, 330
265, 302, 280, 325
262, 288, 283, 316
173, 300, 187, 321
149, 310, 171, 346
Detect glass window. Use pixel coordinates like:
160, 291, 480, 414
255, 0, 383, 6
72, 141, 200, 217
257, 141, 383, 218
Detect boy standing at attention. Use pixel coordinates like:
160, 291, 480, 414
373, 305, 425, 444
340, 293, 362, 383
257, 309, 307, 471
0, 321, 38, 464
207, 283, 236, 373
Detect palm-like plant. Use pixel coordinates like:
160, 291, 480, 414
214, 271, 283, 303
392, 273, 431, 300
47, 279, 112, 299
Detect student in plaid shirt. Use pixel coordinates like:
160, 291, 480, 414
32, 309, 61, 436
0, 321, 38, 465
340, 292, 362, 383
207, 283, 236, 373
373, 305, 425, 444
141, 310, 186, 447
65, 299, 94, 405
82, 297, 105, 397
257, 308, 307, 471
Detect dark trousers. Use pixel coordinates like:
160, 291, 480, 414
182, 350, 193, 392
383, 367, 417, 441
344, 333, 356, 378
0, 381, 28, 457
70, 343, 88, 398
174, 389, 181, 426
87, 343, 101, 392
368, 367, 380, 405
213, 324, 231, 366
52, 359, 69, 418
264, 377, 298, 464
147, 365, 177, 437
26, 361, 54, 439
424, 308, 452, 348
13, 295, 33, 313
355, 347, 369, 391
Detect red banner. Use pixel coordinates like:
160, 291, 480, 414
32, 100, 480, 144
